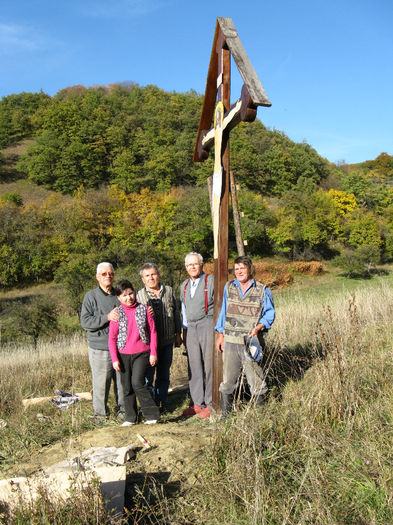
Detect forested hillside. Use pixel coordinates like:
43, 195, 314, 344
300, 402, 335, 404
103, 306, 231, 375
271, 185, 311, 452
1, 83, 393, 290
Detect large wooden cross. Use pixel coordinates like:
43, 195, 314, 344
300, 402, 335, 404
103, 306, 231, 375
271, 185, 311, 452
193, 17, 271, 410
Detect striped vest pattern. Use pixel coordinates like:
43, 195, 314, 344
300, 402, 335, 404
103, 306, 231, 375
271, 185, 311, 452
224, 280, 266, 344
116, 303, 149, 350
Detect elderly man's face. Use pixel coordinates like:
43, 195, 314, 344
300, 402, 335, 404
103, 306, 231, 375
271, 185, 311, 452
185, 255, 202, 280
96, 265, 114, 290
234, 263, 251, 284
141, 268, 160, 291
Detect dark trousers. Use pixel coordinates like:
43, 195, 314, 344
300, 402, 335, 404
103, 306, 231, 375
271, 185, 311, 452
145, 343, 173, 407
118, 351, 159, 422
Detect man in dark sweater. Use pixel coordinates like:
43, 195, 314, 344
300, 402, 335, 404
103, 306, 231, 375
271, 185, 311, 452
180, 252, 214, 419
137, 262, 182, 413
80, 262, 124, 420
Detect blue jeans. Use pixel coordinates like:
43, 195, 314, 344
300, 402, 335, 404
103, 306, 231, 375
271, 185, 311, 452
145, 343, 173, 407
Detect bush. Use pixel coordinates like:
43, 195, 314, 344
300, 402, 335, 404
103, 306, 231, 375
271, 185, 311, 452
0, 192, 23, 206
335, 245, 380, 278
54, 256, 97, 316
4, 297, 59, 348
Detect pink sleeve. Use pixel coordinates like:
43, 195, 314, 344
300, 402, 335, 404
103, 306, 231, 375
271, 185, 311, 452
108, 320, 120, 363
147, 309, 158, 357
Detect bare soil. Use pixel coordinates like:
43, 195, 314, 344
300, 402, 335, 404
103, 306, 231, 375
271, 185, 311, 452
5, 383, 216, 515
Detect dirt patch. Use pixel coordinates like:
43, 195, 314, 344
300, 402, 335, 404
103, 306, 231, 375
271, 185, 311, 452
289, 261, 325, 275
3, 384, 215, 515
10, 417, 213, 479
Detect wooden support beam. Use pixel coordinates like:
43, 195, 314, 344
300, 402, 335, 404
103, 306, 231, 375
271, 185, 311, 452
230, 171, 245, 256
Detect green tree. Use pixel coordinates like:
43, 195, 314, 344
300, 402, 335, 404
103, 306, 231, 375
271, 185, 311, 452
55, 257, 97, 315
0, 91, 50, 147
267, 184, 339, 259
10, 298, 58, 349
335, 245, 380, 278
236, 189, 274, 256
343, 209, 382, 250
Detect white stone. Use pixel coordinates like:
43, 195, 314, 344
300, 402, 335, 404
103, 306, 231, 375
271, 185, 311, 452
0, 445, 135, 516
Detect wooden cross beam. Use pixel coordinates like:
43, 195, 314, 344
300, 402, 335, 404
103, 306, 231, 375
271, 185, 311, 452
193, 17, 271, 410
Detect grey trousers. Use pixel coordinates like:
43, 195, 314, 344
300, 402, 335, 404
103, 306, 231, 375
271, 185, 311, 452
186, 315, 213, 408
88, 347, 125, 417
219, 342, 267, 399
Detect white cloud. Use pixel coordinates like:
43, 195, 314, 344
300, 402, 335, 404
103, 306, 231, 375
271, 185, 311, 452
0, 23, 42, 54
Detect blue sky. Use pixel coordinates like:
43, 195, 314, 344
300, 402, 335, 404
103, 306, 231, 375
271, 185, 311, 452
1, 0, 392, 164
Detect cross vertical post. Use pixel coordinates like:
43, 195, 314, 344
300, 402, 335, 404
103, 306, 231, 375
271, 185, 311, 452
194, 17, 271, 411
212, 33, 230, 410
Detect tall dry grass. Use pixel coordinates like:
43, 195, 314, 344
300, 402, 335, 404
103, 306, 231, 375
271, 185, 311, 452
2, 278, 393, 523
0, 332, 188, 472
0, 334, 188, 523
0, 474, 122, 525
165, 279, 393, 524
0, 334, 91, 413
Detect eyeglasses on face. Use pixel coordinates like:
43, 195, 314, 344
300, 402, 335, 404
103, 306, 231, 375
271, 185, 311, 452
100, 272, 114, 277
186, 263, 201, 268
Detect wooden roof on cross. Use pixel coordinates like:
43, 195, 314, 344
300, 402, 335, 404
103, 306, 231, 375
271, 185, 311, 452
193, 17, 272, 162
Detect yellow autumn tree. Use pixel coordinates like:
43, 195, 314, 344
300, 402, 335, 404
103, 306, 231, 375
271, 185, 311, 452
328, 189, 358, 216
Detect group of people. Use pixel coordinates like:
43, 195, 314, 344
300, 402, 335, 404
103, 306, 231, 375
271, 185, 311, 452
80, 253, 275, 425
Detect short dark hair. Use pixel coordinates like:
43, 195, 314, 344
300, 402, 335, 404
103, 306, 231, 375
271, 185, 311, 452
113, 279, 134, 296
233, 256, 255, 278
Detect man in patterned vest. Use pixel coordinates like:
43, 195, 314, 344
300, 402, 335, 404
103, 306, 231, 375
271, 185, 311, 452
137, 262, 182, 413
180, 252, 214, 419
215, 256, 275, 417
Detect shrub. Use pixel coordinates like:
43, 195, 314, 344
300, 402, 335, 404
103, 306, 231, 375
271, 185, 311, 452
335, 245, 380, 278
0, 192, 23, 206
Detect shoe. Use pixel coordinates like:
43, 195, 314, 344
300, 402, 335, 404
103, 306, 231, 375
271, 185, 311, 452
182, 405, 203, 416
121, 421, 136, 427
221, 393, 233, 419
144, 419, 157, 425
197, 407, 211, 419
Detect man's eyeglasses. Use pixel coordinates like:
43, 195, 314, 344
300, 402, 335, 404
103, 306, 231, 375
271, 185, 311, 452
186, 263, 200, 268
100, 272, 114, 277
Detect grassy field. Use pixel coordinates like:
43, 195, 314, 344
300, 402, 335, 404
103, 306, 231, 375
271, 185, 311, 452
1, 269, 393, 523
172, 271, 393, 524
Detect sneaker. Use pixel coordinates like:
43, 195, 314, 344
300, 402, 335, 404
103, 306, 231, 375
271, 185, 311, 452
144, 419, 158, 425
196, 407, 211, 419
182, 405, 203, 416
121, 421, 136, 427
